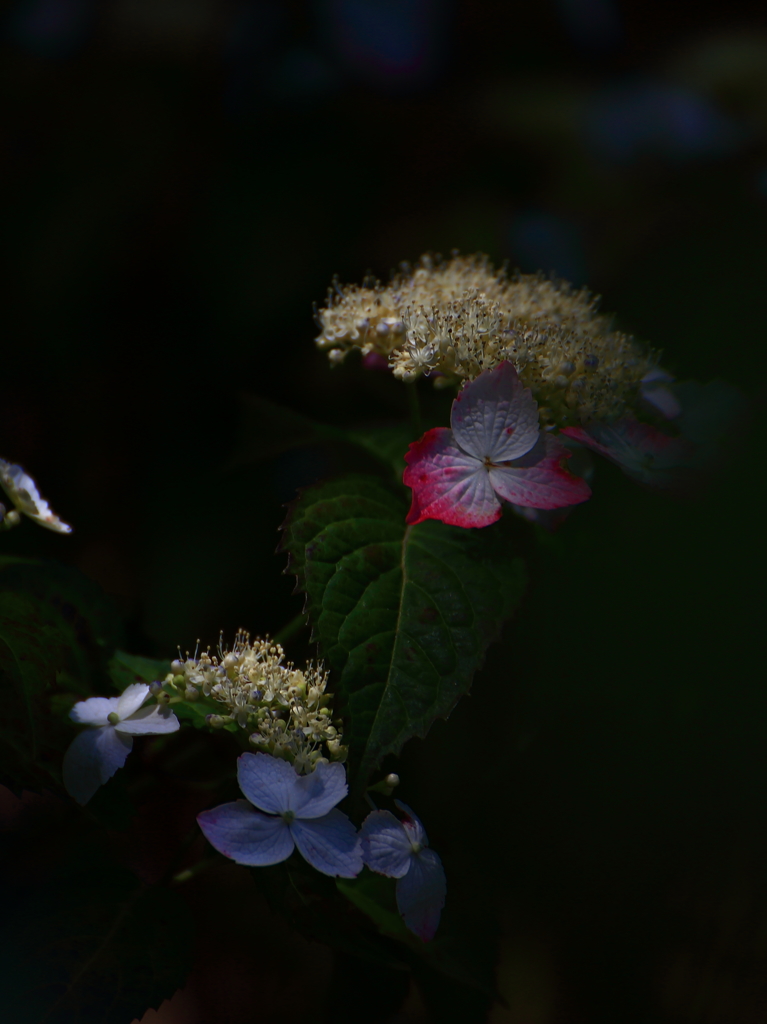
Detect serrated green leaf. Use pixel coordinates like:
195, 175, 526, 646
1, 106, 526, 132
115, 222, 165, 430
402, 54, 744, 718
281, 476, 526, 788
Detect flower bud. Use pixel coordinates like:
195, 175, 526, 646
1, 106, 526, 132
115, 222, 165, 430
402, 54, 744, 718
205, 714, 225, 729
171, 659, 186, 675
184, 686, 199, 702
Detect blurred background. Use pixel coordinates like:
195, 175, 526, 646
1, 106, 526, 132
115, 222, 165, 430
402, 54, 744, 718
2, 0, 767, 1021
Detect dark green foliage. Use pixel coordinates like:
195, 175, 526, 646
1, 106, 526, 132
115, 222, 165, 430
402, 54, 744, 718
0, 558, 122, 791
281, 476, 526, 789
0, 857, 192, 1024
108, 649, 171, 691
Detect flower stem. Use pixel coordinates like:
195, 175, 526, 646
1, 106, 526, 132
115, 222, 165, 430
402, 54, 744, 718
273, 611, 306, 645
406, 381, 422, 438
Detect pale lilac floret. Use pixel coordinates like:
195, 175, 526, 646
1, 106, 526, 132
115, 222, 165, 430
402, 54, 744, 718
197, 752, 363, 878
360, 801, 446, 942
62, 683, 180, 805
403, 362, 591, 528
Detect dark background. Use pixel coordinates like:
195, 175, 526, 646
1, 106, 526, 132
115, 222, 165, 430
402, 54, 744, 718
2, 1, 767, 1021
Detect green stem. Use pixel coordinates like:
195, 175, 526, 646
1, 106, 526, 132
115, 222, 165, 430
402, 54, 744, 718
406, 381, 422, 437
274, 611, 306, 645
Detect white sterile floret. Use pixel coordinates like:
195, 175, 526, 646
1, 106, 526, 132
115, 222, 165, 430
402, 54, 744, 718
197, 752, 362, 878
62, 683, 180, 805
0, 458, 72, 534
360, 800, 446, 941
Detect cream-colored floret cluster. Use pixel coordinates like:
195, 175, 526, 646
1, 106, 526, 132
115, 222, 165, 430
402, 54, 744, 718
165, 631, 346, 774
315, 254, 657, 427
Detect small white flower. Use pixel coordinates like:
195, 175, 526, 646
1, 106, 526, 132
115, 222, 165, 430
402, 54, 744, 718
62, 683, 180, 805
361, 801, 446, 941
197, 752, 363, 878
0, 458, 72, 534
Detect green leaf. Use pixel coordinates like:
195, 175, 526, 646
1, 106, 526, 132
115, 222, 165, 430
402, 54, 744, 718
338, 871, 499, 1017
108, 650, 171, 691
0, 559, 122, 790
0, 858, 192, 1024
281, 475, 526, 787
229, 393, 416, 481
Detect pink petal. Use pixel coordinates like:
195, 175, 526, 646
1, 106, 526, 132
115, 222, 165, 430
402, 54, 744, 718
451, 361, 541, 463
488, 433, 592, 510
562, 419, 694, 488
403, 428, 500, 529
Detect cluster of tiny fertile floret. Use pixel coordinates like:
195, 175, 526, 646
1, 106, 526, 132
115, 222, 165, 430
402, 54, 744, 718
164, 631, 346, 775
315, 254, 658, 427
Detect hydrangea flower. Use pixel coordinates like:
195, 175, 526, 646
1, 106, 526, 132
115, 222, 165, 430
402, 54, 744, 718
403, 361, 591, 528
361, 801, 446, 942
63, 683, 180, 805
561, 418, 694, 489
562, 379, 745, 493
197, 752, 362, 878
0, 458, 72, 533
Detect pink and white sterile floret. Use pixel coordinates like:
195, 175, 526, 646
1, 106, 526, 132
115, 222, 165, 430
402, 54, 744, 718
360, 801, 446, 942
63, 683, 180, 805
197, 752, 363, 878
403, 361, 591, 529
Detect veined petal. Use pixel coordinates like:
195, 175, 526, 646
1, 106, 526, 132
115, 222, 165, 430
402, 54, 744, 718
562, 419, 694, 488
237, 751, 299, 814
291, 810, 363, 877
116, 682, 150, 720
360, 810, 413, 878
69, 696, 120, 727
393, 800, 428, 848
396, 848, 447, 942
403, 428, 500, 529
62, 726, 133, 805
489, 433, 591, 510
451, 362, 540, 463
291, 761, 348, 819
197, 800, 294, 866
115, 704, 180, 735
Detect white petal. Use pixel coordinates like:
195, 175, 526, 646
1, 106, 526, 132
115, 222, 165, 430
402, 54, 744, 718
360, 810, 413, 878
0, 461, 72, 533
451, 362, 540, 463
116, 682, 150, 719
62, 726, 133, 805
393, 800, 428, 848
237, 751, 299, 814
292, 761, 348, 819
396, 848, 446, 942
115, 704, 180, 735
69, 696, 120, 727
197, 800, 294, 866
291, 810, 363, 877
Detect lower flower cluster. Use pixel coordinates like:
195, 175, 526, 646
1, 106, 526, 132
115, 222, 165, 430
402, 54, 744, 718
197, 751, 447, 942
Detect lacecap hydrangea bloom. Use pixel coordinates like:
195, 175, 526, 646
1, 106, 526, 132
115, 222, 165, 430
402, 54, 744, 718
198, 752, 362, 877
404, 361, 591, 527
63, 683, 180, 804
361, 801, 446, 941
315, 253, 658, 430
0, 457, 72, 533
163, 631, 346, 774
